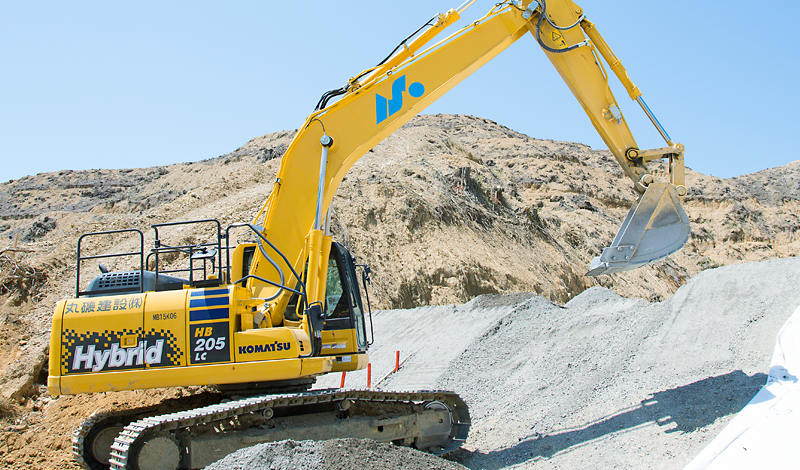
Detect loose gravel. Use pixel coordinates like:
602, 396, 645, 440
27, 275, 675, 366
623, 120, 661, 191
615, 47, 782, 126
309, 257, 800, 469
205, 438, 468, 470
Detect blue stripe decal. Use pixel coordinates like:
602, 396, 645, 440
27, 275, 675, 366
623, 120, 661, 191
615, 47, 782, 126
189, 297, 229, 309
189, 307, 229, 322
190, 288, 230, 297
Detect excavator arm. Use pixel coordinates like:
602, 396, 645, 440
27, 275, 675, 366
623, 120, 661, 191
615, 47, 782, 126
54, 3, 692, 467
249, 0, 690, 327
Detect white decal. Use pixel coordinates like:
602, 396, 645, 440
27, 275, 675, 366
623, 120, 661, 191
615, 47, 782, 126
72, 340, 165, 372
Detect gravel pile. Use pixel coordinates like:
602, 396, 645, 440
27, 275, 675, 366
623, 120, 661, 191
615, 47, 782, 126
312, 257, 800, 469
205, 438, 468, 470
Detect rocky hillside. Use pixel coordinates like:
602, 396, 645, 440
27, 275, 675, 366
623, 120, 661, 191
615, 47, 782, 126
0, 114, 798, 468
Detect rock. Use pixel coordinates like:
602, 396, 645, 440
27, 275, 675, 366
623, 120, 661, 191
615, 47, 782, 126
1, 337, 48, 402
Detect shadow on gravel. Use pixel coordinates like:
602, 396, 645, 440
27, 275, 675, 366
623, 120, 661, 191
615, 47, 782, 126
455, 370, 766, 469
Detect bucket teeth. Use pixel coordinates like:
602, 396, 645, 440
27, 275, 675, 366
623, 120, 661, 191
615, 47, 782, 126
586, 182, 690, 276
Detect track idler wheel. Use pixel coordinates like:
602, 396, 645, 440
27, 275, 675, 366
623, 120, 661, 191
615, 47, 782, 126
86, 423, 125, 468
131, 433, 181, 470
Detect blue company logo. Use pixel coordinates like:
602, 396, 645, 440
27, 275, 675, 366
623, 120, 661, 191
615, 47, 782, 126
375, 75, 425, 124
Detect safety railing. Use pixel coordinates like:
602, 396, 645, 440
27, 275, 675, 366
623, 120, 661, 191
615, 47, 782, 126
76, 229, 144, 297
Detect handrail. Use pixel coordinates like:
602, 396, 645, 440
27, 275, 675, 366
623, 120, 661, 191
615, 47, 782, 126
151, 219, 224, 283
76, 229, 144, 298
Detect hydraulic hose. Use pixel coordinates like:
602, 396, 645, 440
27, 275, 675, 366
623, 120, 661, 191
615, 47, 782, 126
314, 15, 437, 111
533, 0, 586, 54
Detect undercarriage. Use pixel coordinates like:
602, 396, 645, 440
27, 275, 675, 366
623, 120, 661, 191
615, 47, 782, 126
73, 389, 470, 470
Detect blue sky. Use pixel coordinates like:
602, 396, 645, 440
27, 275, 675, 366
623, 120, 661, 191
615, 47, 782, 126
1, 1, 797, 182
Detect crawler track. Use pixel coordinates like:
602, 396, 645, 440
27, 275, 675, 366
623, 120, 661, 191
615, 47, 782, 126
72, 389, 470, 470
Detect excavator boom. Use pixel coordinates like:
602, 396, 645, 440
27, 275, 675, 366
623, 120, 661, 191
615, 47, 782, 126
49, 1, 691, 468
249, 0, 689, 296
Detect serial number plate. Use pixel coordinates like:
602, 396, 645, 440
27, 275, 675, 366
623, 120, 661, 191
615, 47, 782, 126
152, 312, 177, 321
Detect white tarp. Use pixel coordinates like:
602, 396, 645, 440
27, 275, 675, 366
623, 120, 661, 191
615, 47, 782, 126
684, 304, 800, 469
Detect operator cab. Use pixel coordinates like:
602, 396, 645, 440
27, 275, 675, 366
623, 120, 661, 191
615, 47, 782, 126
282, 242, 369, 352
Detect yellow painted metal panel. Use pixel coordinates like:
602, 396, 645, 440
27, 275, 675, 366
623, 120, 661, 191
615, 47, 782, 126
234, 328, 299, 362
320, 328, 359, 355
60, 294, 146, 376
47, 300, 65, 395
532, 32, 640, 179
329, 352, 369, 373
56, 357, 332, 395
143, 290, 188, 367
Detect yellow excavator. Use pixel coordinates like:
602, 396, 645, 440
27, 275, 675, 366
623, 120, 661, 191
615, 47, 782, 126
48, 1, 690, 468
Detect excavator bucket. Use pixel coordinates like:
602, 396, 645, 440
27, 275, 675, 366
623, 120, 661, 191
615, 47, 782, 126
586, 182, 690, 276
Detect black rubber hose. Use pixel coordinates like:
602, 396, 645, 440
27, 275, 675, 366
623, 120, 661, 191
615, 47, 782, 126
375, 16, 437, 67
534, 0, 584, 54
314, 15, 437, 111
315, 86, 348, 111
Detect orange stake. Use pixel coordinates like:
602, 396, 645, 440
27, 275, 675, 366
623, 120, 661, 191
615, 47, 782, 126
367, 363, 372, 389
395, 351, 400, 372
340, 371, 346, 389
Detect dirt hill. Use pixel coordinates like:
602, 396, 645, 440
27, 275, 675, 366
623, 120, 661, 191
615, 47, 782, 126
0, 114, 798, 468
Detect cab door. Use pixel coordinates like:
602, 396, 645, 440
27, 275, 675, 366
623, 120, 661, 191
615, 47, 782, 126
321, 243, 368, 353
